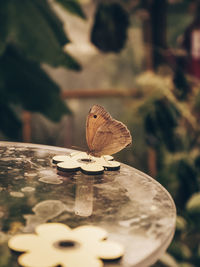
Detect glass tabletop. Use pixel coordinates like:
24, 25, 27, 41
0, 141, 176, 267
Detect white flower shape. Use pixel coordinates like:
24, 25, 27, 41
52, 152, 120, 175
8, 223, 124, 267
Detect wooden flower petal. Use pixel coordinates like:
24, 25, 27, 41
52, 155, 69, 164
101, 155, 114, 161
94, 156, 120, 170
71, 152, 89, 159
96, 241, 124, 259
102, 160, 120, 170
80, 163, 104, 175
36, 223, 72, 242
18, 250, 59, 267
72, 225, 107, 242
8, 234, 40, 252
57, 160, 80, 172
61, 252, 103, 267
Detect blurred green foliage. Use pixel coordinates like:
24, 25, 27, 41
91, 3, 129, 53
55, 0, 86, 19
0, 0, 84, 140
132, 67, 200, 266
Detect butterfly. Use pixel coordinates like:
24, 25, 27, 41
86, 104, 132, 157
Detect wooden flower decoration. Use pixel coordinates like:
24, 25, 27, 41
52, 152, 120, 175
8, 223, 124, 267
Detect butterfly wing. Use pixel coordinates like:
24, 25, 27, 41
92, 120, 132, 156
86, 105, 132, 156
86, 105, 110, 153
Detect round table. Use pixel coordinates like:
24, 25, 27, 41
0, 142, 176, 267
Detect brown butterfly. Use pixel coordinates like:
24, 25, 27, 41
86, 104, 132, 157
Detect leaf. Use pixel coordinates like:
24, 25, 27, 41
144, 113, 160, 147
91, 3, 129, 52
194, 155, 200, 173
155, 100, 178, 131
0, 45, 71, 122
55, 0, 86, 19
173, 68, 190, 100
159, 252, 179, 267
178, 263, 196, 267
0, 2, 9, 56
177, 160, 199, 207
0, 0, 81, 70
194, 91, 200, 114
0, 40, 6, 57
168, 242, 192, 261
176, 216, 187, 231
34, 0, 70, 46
186, 193, 200, 213
0, 102, 22, 140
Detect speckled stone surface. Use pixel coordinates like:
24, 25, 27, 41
0, 142, 176, 267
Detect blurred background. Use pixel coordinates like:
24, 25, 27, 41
0, 0, 200, 266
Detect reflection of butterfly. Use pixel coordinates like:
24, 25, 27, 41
86, 105, 132, 157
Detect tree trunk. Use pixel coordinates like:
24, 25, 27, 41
143, 0, 167, 69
